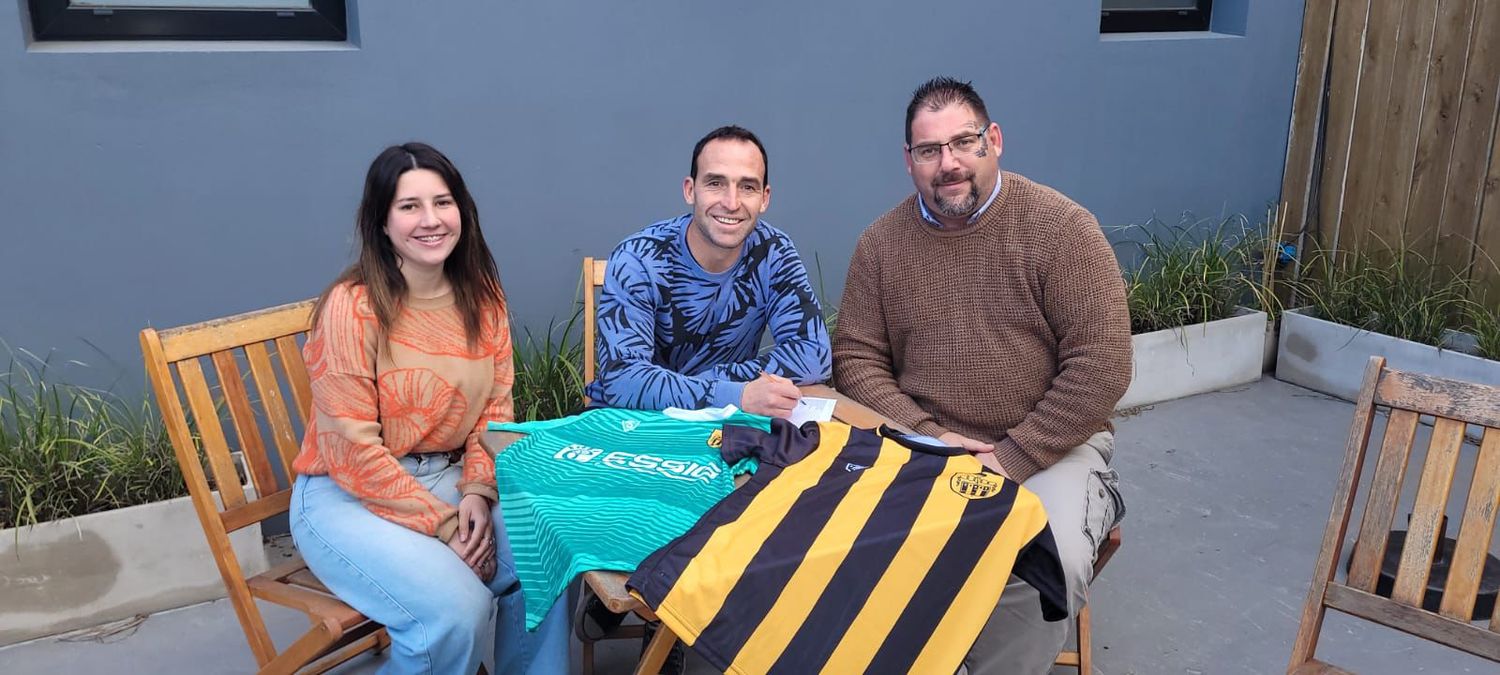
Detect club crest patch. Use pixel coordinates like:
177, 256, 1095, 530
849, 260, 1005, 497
950, 472, 1001, 499
707, 429, 722, 448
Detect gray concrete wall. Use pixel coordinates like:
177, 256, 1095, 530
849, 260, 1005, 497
0, 1, 1305, 389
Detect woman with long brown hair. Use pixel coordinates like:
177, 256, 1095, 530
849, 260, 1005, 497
288, 142, 568, 674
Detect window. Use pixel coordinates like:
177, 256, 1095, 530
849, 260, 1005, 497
27, 0, 348, 41
1101, 0, 1213, 34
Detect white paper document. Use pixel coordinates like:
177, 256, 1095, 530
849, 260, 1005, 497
788, 396, 837, 427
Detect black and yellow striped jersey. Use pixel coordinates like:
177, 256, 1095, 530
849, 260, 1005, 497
628, 419, 1066, 675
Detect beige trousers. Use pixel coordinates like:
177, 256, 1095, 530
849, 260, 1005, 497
960, 431, 1125, 675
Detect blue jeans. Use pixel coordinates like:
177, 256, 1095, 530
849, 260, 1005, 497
290, 454, 570, 674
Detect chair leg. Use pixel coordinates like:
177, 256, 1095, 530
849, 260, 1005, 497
634, 624, 677, 675
302, 628, 387, 675
582, 640, 595, 675
1077, 603, 1092, 674
258, 621, 339, 675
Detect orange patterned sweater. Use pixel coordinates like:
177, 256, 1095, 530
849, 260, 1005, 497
291, 282, 513, 542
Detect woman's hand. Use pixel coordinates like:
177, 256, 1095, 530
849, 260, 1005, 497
448, 494, 497, 581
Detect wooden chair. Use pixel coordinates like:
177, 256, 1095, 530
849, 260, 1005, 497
141, 301, 387, 674
581, 256, 607, 406
576, 255, 657, 672
1059, 527, 1121, 673
1288, 355, 1500, 673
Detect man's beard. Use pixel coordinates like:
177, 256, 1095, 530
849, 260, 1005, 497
931, 170, 979, 218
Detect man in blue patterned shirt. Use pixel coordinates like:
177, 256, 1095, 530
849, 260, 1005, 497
585, 125, 832, 418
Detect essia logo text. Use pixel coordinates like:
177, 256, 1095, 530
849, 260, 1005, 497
553, 444, 721, 483
555, 444, 603, 462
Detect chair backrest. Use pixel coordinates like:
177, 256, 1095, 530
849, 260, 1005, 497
139, 299, 316, 658
581, 257, 607, 404
1290, 355, 1500, 669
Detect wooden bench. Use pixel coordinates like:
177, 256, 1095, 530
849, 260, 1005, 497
1288, 356, 1500, 672
141, 300, 387, 674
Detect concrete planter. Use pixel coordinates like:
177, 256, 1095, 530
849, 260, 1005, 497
0, 490, 268, 646
1275, 308, 1500, 401
1117, 308, 1269, 410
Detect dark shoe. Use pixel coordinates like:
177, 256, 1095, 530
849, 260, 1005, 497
640, 621, 686, 675
574, 586, 626, 642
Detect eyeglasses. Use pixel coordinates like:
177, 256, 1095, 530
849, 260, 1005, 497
907, 131, 987, 164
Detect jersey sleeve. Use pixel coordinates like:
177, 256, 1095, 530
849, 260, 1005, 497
1011, 523, 1070, 622
720, 418, 821, 467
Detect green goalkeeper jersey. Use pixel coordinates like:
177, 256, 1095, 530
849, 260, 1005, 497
490, 406, 770, 628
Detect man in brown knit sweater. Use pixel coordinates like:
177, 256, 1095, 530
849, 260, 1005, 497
833, 76, 1131, 673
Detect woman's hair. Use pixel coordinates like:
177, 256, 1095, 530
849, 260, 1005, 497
314, 142, 505, 348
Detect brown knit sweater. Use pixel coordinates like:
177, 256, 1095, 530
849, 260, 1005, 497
832, 172, 1132, 482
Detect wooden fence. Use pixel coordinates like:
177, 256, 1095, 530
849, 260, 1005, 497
1281, 0, 1500, 293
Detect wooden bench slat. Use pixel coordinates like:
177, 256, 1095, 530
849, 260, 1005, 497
246, 341, 302, 482
287, 568, 333, 594
142, 331, 217, 503
222, 490, 291, 533
1325, 583, 1500, 661
1348, 408, 1420, 591
178, 358, 247, 510
583, 570, 645, 615
212, 350, 280, 498
276, 334, 313, 426
262, 556, 311, 582
1376, 369, 1500, 429
1391, 417, 1465, 605
248, 575, 367, 630
158, 299, 315, 362
1441, 429, 1500, 620
582, 257, 603, 400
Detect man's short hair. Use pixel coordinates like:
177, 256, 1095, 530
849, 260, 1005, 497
689, 125, 769, 185
905, 77, 991, 145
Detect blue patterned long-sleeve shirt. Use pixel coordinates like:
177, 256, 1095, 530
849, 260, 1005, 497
585, 215, 832, 410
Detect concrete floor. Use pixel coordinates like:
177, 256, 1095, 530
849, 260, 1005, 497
3, 376, 1497, 674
